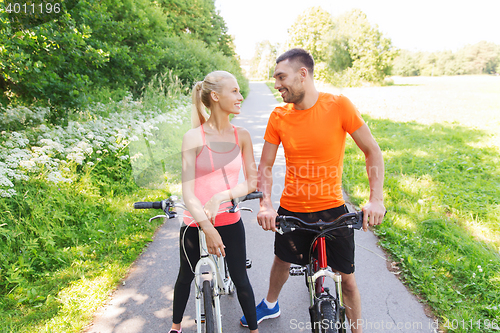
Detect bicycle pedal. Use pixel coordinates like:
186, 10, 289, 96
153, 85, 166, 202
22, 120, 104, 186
289, 265, 306, 276
246, 258, 252, 269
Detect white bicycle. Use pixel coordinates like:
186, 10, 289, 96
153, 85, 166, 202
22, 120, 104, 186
134, 191, 262, 333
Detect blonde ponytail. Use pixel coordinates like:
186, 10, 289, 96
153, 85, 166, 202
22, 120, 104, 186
191, 81, 209, 128
190, 71, 236, 128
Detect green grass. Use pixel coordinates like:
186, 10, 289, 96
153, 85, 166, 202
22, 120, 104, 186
0, 164, 171, 332
266, 76, 500, 332
0, 181, 169, 332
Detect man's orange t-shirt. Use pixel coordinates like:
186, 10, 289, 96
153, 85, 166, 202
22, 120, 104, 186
264, 92, 365, 212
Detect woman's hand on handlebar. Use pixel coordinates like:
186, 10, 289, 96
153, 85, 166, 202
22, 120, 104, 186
257, 204, 278, 232
202, 223, 226, 257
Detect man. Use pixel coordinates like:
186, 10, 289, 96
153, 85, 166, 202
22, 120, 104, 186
240, 48, 386, 333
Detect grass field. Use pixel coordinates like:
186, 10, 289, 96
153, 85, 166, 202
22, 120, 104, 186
318, 75, 500, 148
267, 75, 500, 332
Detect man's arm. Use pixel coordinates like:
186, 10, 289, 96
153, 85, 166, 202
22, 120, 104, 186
257, 141, 279, 231
350, 124, 386, 231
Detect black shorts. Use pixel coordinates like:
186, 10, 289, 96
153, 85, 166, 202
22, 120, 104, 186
274, 205, 355, 274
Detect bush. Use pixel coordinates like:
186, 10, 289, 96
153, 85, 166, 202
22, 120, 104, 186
157, 36, 249, 97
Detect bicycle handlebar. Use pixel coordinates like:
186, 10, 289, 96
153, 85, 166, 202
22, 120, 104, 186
133, 201, 164, 210
275, 211, 364, 235
133, 191, 263, 218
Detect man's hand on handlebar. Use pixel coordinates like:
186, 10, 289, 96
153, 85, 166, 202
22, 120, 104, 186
361, 200, 386, 232
257, 204, 278, 232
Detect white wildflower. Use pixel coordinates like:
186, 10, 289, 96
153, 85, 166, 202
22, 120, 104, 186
119, 155, 129, 160
0, 188, 17, 197
0, 175, 14, 187
47, 171, 72, 183
130, 152, 143, 161
19, 160, 36, 170
67, 152, 85, 164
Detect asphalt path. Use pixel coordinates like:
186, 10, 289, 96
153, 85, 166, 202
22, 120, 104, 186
85, 82, 437, 333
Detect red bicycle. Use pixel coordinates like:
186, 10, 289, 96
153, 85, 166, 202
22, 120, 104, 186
276, 211, 363, 333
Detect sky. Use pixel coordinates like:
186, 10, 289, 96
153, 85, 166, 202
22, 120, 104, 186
215, 0, 500, 60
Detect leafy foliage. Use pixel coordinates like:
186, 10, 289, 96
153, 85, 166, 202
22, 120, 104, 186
156, 36, 249, 97
0, 0, 246, 113
158, 0, 235, 57
393, 41, 500, 76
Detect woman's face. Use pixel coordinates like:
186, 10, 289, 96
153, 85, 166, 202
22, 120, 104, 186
214, 77, 243, 114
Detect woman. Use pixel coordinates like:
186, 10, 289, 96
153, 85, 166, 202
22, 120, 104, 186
169, 71, 259, 333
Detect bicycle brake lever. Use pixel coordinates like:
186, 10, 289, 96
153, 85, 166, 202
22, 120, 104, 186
239, 207, 253, 212
149, 215, 167, 223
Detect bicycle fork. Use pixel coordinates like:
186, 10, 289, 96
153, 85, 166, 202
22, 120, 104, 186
308, 238, 344, 306
307, 237, 346, 332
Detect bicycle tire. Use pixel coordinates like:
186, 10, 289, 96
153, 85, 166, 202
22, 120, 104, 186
319, 299, 338, 333
202, 280, 215, 333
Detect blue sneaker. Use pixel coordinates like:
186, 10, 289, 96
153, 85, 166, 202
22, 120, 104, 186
240, 299, 281, 327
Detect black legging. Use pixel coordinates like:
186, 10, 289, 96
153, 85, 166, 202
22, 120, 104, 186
172, 219, 258, 330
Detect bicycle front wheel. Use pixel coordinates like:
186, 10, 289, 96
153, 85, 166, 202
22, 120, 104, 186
202, 280, 215, 333
319, 299, 338, 333
224, 257, 235, 295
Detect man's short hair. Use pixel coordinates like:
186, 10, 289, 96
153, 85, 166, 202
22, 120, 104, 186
276, 48, 315, 75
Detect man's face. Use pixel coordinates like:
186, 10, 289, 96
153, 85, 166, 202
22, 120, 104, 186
273, 59, 305, 105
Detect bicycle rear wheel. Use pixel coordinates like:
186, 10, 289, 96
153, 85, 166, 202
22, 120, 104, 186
202, 280, 215, 333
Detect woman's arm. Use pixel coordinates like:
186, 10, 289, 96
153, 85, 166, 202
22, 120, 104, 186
203, 127, 258, 223
182, 129, 226, 257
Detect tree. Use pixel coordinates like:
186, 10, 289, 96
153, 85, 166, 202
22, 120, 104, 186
286, 6, 334, 63
249, 41, 279, 80
393, 50, 420, 76
326, 9, 396, 85
458, 41, 500, 74
157, 0, 235, 57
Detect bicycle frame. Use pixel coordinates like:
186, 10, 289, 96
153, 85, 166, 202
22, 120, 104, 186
278, 212, 364, 333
